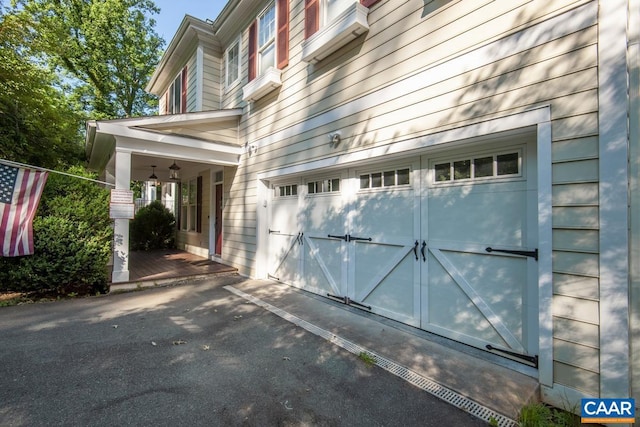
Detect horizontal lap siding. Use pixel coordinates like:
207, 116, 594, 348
203, 47, 222, 110
187, 54, 198, 112
224, 0, 602, 394
223, 166, 256, 277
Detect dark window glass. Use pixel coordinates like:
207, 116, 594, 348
371, 172, 382, 188
453, 160, 471, 180
331, 179, 340, 192
435, 163, 450, 182
397, 168, 410, 185
308, 182, 315, 194
360, 175, 370, 189
291, 185, 297, 196
474, 156, 493, 178
497, 153, 519, 175
383, 171, 395, 187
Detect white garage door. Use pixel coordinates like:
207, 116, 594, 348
421, 145, 538, 362
266, 140, 538, 364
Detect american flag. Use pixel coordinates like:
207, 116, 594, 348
0, 164, 48, 257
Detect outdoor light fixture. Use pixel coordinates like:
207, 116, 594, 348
149, 165, 159, 186
169, 160, 181, 180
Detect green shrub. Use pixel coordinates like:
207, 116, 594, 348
0, 167, 112, 296
130, 200, 176, 251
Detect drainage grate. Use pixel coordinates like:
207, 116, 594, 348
224, 285, 517, 427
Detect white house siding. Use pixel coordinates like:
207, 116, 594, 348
216, 0, 616, 401
186, 53, 198, 112
202, 46, 222, 111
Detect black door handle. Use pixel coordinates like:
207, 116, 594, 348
328, 234, 348, 241
421, 241, 426, 262
349, 235, 372, 242
413, 241, 419, 260
485, 247, 538, 261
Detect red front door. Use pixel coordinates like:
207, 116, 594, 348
215, 183, 223, 256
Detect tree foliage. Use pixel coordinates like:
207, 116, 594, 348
0, 166, 113, 295
130, 200, 176, 251
10, 0, 164, 118
0, 12, 84, 168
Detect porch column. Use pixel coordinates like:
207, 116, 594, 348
112, 148, 131, 283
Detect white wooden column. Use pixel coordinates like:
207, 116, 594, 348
112, 148, 132, 283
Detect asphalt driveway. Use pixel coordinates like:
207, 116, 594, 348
0, 276, 487, 426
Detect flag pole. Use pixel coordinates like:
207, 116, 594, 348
0, 159, 116, 187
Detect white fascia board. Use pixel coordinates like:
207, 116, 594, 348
114, 136, 240, 166
96, 122, 242, 156
102, 109, 243, 128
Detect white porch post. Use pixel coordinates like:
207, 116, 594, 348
112, 148, 132, 283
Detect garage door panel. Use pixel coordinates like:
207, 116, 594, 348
428, 184, 527, 246
353, 191, 414, 238
430, 248, 525, 349
356, 244, 419, 325
302, 236, 344, 296
426, 251, 512, 348
270, 234, 301, 285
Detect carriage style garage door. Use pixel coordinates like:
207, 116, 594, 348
268, 138, 538, 364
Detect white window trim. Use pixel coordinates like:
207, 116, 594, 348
167, 69, 185, 114
301, 2, 369, 64
225, 37, 241, 92
429, 147, 525, 186
180, 178, 198, 233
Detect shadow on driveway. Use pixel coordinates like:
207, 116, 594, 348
0, 276, 487, 426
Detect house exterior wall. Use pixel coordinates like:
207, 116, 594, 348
154, 0, 635, 408
225, 0, 606, 404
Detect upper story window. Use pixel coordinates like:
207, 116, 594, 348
258, 4, 276, 74
225, 38, 241, 89
323, 0, 354, 26
243, 0, 289, 102
164, 66, 187, 114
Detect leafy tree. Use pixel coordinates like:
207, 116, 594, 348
0, 12, 84, 168
10, 0, 164, 118
0, 166, 113, 295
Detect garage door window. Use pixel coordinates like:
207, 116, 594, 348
360, 167, 410, 190
434, 151, 521, 183
274, 184, 298, 197
307, 178, 340, 194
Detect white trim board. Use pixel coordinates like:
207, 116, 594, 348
598, 0, 631, 399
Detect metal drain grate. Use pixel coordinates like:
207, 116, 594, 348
224, 285, 517, 427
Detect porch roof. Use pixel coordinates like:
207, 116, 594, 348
85, 109, 243, 181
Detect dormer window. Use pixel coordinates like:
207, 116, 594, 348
164, 66, 187, 114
